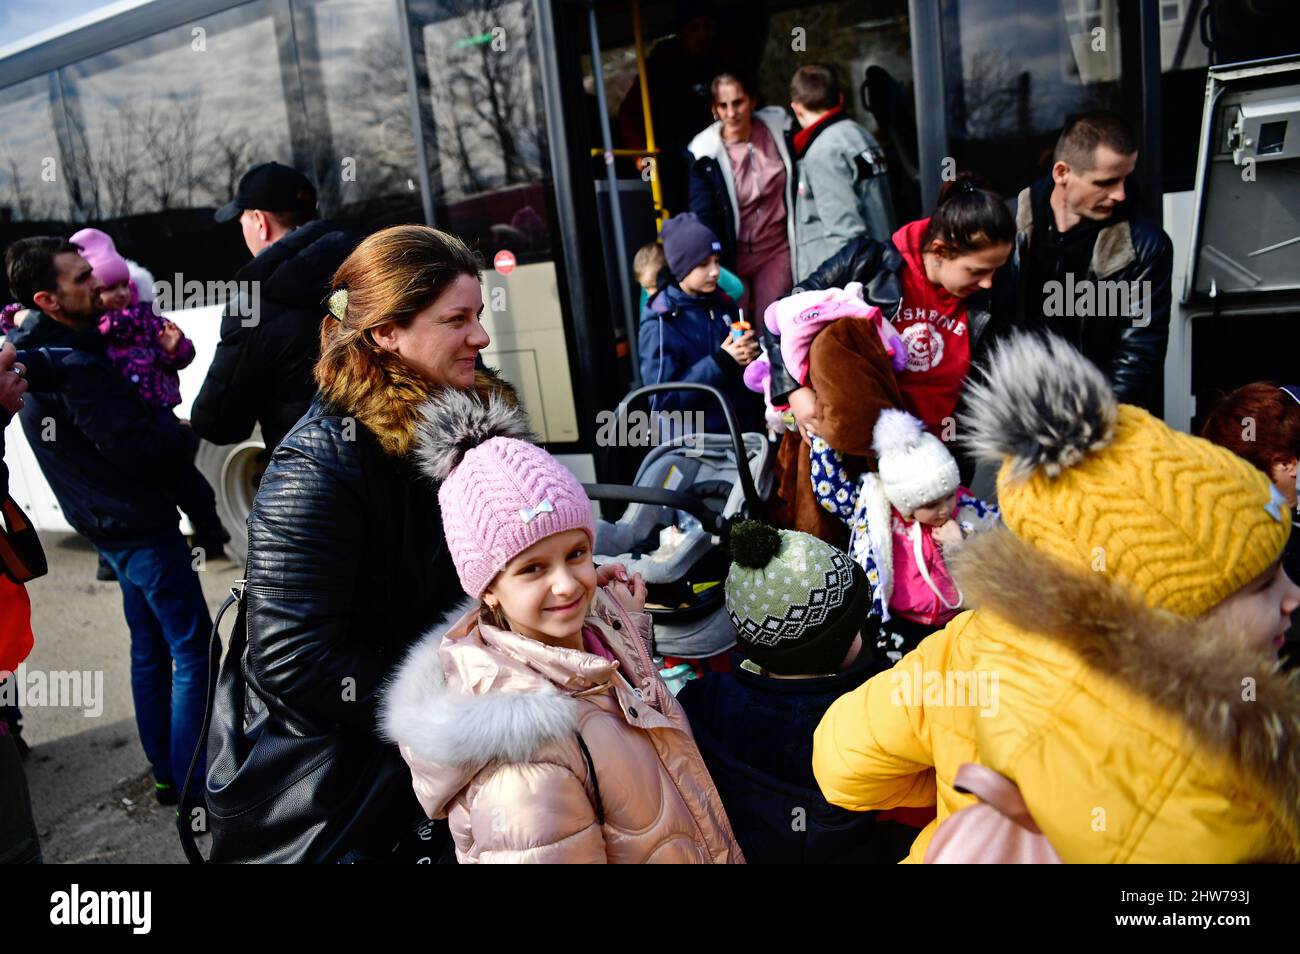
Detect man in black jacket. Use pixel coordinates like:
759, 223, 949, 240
192, 162, 356, 453
4, 238, 216, 808
1011, 111, 1172, 411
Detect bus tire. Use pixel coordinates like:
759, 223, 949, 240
195, 429, 267, 570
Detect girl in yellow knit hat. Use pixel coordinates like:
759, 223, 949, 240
813, 332, 1300, 863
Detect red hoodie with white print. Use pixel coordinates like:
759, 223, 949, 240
890, 218, 970, 433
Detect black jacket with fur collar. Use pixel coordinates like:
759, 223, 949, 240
1010, 177, 1173, 412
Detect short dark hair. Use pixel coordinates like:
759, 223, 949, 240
264, 206, 316, 230
5, 236, 81, 309
1054, 110, 1137, 170
790, 64, 841, 112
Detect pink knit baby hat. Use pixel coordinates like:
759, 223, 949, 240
70, 228, 130, 288
416, 386, 595, 598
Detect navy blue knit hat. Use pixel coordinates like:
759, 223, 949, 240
661, 212, 722, 283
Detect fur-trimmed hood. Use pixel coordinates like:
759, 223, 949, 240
378, 597, 583, 815
379, 589, 651, 817
949, 526, 1300, 835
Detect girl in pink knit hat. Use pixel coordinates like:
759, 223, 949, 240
380, 386, 744, 863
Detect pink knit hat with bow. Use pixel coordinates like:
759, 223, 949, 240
70, 228, 130, 289
416, 387, 595, 598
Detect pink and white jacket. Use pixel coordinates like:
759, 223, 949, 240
744, 282, 906, 428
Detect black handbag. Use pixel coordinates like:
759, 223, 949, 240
0, 494, 47, 584
179, 582, 424, 863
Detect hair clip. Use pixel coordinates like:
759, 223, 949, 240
327, 288, 348, 321
959, 178, 979, 195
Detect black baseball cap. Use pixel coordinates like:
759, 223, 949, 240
214, 161, 318, 223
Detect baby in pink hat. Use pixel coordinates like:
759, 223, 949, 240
68, 229, 227, 558
70, 228, 194, 410
743, 282, 906, 430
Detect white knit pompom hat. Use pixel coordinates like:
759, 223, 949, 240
872, 409, 960, 517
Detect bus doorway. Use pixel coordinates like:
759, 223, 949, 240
570, 0, 921, 395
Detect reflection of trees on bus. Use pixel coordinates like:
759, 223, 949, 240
313, 30, 419, 211
58, 91, 262, 220
424, 0, 543, 201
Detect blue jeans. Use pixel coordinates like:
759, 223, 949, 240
97, 535, 216, 792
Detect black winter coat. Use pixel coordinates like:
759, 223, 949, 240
676, 657, 916, 863
1010, 177, 1173, 411
207, 382, 473, 861
6, 313, 197, 547
191, 219, 356, 453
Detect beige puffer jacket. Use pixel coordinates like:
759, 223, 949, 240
380, 587, 744, 863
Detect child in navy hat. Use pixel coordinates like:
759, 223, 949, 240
637, 213, 766, 437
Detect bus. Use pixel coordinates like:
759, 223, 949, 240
1, 0, 1297, 564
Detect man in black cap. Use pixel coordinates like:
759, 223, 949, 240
191, 161, 356, 453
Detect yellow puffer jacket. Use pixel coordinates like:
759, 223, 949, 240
813, 527, 1300, 863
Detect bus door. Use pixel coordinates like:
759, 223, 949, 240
576, 0, 922, 394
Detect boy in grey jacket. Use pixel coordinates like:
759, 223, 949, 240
790, 64, 895, 283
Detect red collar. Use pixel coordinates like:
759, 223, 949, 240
793, 106, 844, 156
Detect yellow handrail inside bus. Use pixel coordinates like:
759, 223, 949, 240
632, 0, 667, 230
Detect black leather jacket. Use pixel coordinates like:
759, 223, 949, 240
1010, 177, 1173, 411
218, 396, 465, 860
764, 235, 1016, 404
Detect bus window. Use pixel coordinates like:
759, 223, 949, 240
55, 0, 296, 287
407, 0, 578, 447
938, 0, 1128, 199
290, 0, 426, 231
414, 0, 551, 262
0, 74, 75, 237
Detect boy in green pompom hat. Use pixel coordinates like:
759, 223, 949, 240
676, 520, 921, 863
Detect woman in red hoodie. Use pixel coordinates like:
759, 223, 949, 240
781, 174, 1016, 437
766, 175, 1016, 541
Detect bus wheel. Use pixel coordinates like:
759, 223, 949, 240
195, 430, 266, 569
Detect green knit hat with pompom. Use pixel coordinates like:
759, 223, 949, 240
725, 520, 871, 675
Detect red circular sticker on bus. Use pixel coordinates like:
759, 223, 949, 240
494, 250, 516, 275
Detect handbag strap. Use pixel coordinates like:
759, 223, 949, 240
177, 581, 245, 864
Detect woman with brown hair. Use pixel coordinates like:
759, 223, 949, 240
205, 225, 504, 862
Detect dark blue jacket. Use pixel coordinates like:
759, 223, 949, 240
637, 284, 765, 436
677, 656, 916, 863
6, 312, 197, 548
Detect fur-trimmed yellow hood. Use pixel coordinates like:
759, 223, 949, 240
814, 525, 1300, 863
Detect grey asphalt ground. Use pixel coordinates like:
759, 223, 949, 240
16, 531, 240, 863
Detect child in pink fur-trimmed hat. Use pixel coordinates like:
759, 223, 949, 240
377, 386, 744, 864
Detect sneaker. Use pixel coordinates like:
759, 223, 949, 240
154, 781, 180, 806
96, 554, 117, 581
